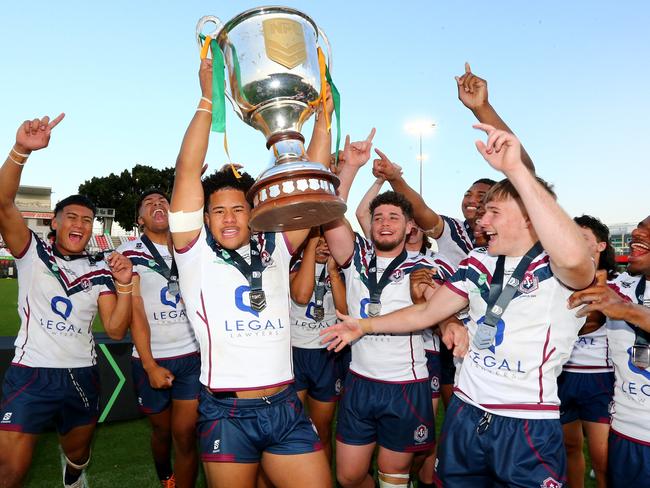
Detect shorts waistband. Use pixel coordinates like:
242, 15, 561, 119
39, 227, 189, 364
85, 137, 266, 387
10, 363, 97, 373
203, 385, 295, 408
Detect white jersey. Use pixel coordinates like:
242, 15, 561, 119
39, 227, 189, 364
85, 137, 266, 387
446, 248, 583, 419
342, 234, 455, 382
607, 272, 650, 443
119, 237, 198, 359
563, 325, 612, 373
174, 226, 293, 391
289, 260, 339, 349
432, 216, 474, 268
12, 232, 115, 368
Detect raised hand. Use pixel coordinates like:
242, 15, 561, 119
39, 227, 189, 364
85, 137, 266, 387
372, 148, 403, 181
146, 364, 175, 389
473, 123, 523, 174
199, 58, 213, 98
455, 62, 488, 111
15, 113, 65, 153
106, 251, 134, 287
320, 310, 365, 352
343, 128, 376, 168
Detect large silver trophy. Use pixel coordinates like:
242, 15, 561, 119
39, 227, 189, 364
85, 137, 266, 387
197, 6, 346, 231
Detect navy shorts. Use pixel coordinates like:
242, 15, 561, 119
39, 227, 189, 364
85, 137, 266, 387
558, 371, 614, 424
197, 386, 322, 463
439, 342, 456, 386
438, 395, 566, 487
132, 352, 201, 415
0, 364, 99, 435
336, 372, 434, 453
608, 430, 650, 487
426, 350, 441, 399
292, 347, 347, 402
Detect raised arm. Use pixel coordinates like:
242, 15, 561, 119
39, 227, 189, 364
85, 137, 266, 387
327, 255, 348, 315
355, 177, 384, 239
373, 149, 444, 237
456, 62, 534, 171
322, 129, 375, 265
282, 88, 336, 252
290, 230, 319, 305
474, 123, 593, 289
170, 59, 213, 249
0, 114, 64, 255
321, 284, 468, 352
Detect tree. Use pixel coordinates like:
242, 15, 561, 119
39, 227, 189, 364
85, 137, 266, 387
78, 164, 175, 231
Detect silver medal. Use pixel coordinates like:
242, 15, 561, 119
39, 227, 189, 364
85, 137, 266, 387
367, 302, 381, 317
249, 289, 267, 312
632, 345, 650, 369
473, 322, 497, 350
167, 280, 180, 296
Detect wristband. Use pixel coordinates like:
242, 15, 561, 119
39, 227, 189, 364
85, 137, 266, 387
11, 147, 30, 158
201, 96, 213, 105
7, 155, 26, 166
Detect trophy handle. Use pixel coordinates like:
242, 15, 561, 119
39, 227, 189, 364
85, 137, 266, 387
317, 27, 333, 71
196, 15, 223, 57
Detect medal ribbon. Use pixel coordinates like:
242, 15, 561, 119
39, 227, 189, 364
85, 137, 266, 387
314, 265, 328, 307
627, 278, 650, 347
482, 242, 544, 329
139, 235, 178, 285
367, 248, 408, 307
207, 236, 267, 297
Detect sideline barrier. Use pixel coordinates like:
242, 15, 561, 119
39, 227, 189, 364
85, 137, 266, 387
0, 333, 142, 423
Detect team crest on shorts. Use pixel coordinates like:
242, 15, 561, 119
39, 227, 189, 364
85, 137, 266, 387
430, 376, 440, 392
334, 378, 342, 395
518, 272, 539, 294
540, 477, 562, 488
413, 424, 428, 443
213, 439, 220, 452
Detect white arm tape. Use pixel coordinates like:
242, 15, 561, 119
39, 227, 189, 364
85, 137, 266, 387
168, 208, 204, 233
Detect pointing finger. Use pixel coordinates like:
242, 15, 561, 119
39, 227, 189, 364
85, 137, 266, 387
49, 113, 65, 129
366, 127, 376, 143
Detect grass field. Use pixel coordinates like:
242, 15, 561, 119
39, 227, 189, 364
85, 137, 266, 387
1, 277, 598, 487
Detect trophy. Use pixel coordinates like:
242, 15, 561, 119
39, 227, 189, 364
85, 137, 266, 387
196, 6, 346, 231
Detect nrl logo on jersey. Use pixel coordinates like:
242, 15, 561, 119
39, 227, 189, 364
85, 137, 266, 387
620, 280, 634, 289
518, 272, 539, 294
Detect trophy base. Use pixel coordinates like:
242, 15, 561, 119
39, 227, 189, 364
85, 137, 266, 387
248, 162, 346, 232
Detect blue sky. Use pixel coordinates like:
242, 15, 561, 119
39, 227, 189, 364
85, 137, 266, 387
1, 1, 648, 226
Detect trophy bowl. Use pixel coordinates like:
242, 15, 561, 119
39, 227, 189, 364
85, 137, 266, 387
197, 6, 346, 231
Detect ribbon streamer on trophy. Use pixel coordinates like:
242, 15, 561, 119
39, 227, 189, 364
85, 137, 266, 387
196, 7, 345, 231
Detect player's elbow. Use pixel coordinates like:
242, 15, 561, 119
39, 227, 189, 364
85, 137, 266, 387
291, 290, 311, 305
105, 326, 127, 341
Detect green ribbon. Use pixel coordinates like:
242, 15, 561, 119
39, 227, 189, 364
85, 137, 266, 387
199, 34, 226, 133
325, 66, 341, 165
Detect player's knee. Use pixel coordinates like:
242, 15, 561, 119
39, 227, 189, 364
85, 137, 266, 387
0, 459, 30, 488
378, 471, 411, 487
336, 464, 370, 487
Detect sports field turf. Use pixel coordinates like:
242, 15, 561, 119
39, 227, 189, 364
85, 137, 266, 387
0, 277, 597, 487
